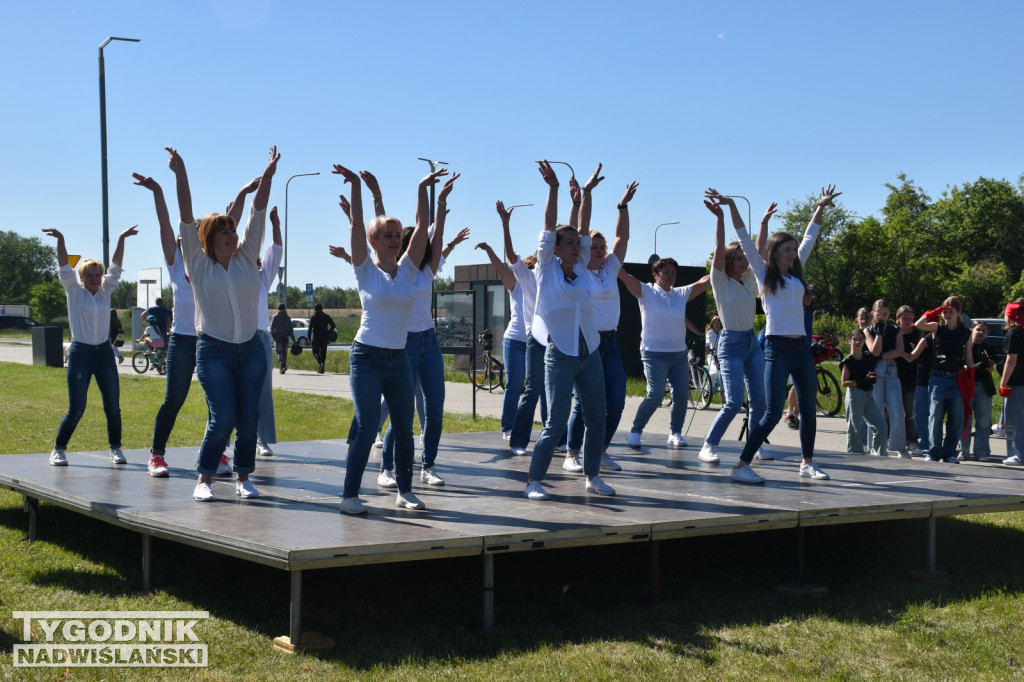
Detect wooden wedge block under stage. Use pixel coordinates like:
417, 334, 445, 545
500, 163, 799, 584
2, 433, 1023, 648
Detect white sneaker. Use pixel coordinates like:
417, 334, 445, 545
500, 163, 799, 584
626, 432, 642, 449
554, 443, 567, 453
256, 440, 274, 457
110, 447, 126, 465
667, 432, 688, 448
800, 461, 830, 480
373, 432, 384, 449
235, 480, 260, 498
193, 482, 215, 502
523, 481, 549, 500
147, 454, 169, 478
395, 492, 426, 510
698, 443, 720, 463
895, 450, 913, 460
600, 452, 622, 471
216, 454, 232, 477
49, 448, 68, 466
377, 469, 398, 488
562, 453, 584, 472
502, 431, 511, 440
511, 447, 528, 456
585, 475, 616, 496
992, 425, 1007, 437
420, 467, 445, 486
755, 448, 774, 461
340, 497, 367, 515
1004, 455, 1023, 466
731, 464, 765, 484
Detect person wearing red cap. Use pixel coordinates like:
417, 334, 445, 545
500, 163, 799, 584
999, 299, 1024, 466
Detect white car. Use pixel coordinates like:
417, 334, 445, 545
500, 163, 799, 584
291, 319, 310, 346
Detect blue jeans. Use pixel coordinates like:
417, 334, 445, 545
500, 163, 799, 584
845, 386, 887, 455
383, 328, 445, 470
927, 373, 963, 461
528, 338, 605, 481
961, 382, 992, 458
914, 385, 932, 452
152, 333, 198, 451
869, 359, 905, 451
256, 330, 276, 444
740, 336, 818, 464
704, 329, 766, 447
501, 337, 527, 433
346, 341, 414, 497
1004, 388, 1024, 459
631, 350, 688, 435
56, 341, 122, 449
510, 334, 549, 449
195, 333, 266, 476
568, 334, 626, 451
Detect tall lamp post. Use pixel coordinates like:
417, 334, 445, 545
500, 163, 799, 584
283, 172, 320, 308
417, 157, 448, 224
650, 221, 680, 265
723, 195, 752, 233
502, 203, 533, 261
99, 36, 140, 267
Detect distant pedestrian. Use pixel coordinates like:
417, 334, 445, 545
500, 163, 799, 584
309, 302, 337, 374
270, 303, 295, 374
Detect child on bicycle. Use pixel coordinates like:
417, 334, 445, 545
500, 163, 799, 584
138, 315, 165, 356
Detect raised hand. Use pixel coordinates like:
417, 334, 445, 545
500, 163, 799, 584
165, 147, 185, 174
332, 164, 360, 185
761, 202, 779, 223
359, 170, 381, 196
338, 194, 352, 220
119, 224, 140, 239
449, 227, 470, 248
703, 199, 723, 216
583, 162, 604, 192
242, 176, 261, 194
438, 172, 460, 202
328, 245, 352, 263
569, 175, 581, 204
536, 160, 558, 187
132, 172, 160, 192
263, 146, 281, 178
496, 200, 514, 223
420, 167, 449, 187
705, 187, 731, 204
620, 181, 639, 206
818, 184, 842, 208
41, 228, 64, 240
270, 206, 280, 228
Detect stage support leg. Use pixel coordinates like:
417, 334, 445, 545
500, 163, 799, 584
776, 525, 828, 597
649, 540, 661, 602
142, 534, 152, 592
926, 515, 936, 573
907, 514, 949, 582
24, 496, 38, 542
273, 571, 334, 653
483, 553, 495, 629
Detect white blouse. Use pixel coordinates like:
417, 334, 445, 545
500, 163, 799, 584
59, 263, 122, 345
710, 266, 758, 331
532, 230, 598, 357
736, 223, 820, 337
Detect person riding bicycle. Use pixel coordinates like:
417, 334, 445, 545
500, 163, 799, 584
138, 316, 166, 358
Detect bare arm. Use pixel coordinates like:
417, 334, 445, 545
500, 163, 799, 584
165, 147, 194, 224
476, 242, 517, 292
1003, 354, 1018, 390
497, 201, 518, 264
270, 206, 282, 246
328, 245, 352, 264
409, 169, 450, 268
757, 202, 778, 253
809, 184, 841, 227
132, 173, 175, 265
360, 171, 386, 218
578, 162, 604, 237
537, 160, 558, 231
864, 324, 884, 356
332, 164, 366, 266
442, 227, 470, 260
41, 228, 69, 267
568, 175, 580, 229
617, 267, 643, 299
428, 174, 460, 272
611, 181, 638, 263
252, 146, 280, 212
686, 274, 712, 300
706, 197, 726, 272
227, 177, 260, 226
111, 225, 140, 267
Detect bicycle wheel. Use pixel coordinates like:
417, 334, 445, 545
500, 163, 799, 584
491, 358, 506, 390
689, 365, 713, 410
815, 367, 843, 416
155, 360, 167, 376
471, 355, 500, 390
131, 352, 149, 374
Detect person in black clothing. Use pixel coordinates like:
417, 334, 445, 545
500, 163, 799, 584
143, 298, 172, 342
961, 320, 996, 460
308, 303, 337, 374
840, 329, 886, 455
269, 303, 295, 373
1000, 300, 1024, 465
109, 309, 125, 364
893, 305, 922, 453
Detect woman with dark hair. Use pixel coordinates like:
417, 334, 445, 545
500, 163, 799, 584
309, 302, 337, 375
173, 145, 279, 501
697, 193, 773, 465
721, 185, 841, 483
43, 225, 138, 466
864, 298, 909, 457
1000, 300, 1024, 466
332, 163, 450, 514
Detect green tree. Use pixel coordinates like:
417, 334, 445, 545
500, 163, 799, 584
28, 279, 66, 323
110, 281, 137, 309
0, 231, 56, 303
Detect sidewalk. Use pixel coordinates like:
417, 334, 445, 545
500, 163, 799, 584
0, 339, 852, 455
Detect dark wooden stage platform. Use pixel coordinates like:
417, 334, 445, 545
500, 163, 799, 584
2, 433, 1023, 650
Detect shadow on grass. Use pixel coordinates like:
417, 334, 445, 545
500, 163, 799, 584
5, 491, 1024, 671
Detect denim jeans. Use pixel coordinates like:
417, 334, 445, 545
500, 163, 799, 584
383, 328, 445, 470
510, 334, 550, 449
927, 373, 964, 461
845, 386, 886, 455
501, 337, 527, 433
274, 337, 290, 367
901, 381, 919, 444
869, 359, 905, 451
152, 333, 198, 451
56, 341, 122, 449
704, 329, 766, 447
961, 382, 993, 458
528, 337, 605, 482
346, 341, 414, 497
631, 350, 688, 435
1003, 388, 1024, 459
914, 385, 932, 452
567, 334, 626, 451
740, 336, 818, 464
256, 330, 276, 444
195, 333, 266, 476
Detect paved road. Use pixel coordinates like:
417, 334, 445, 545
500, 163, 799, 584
0, 338, 853, 457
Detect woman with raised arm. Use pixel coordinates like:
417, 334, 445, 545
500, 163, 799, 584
523, 161, 614, 500
334, 164, 444, 514
255, 206, 284, 457
563, 180, 639, 474
173, 146, 279, 502
697, 194, 774, 468
379, 174, 462, 488
725, 185, 841, 483
43, 224, 138, 466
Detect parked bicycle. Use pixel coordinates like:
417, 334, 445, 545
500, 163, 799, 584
662, 350, 713, 410
785, 336, 843, 416
470, 329, 505, 391
132, 347, 167, 376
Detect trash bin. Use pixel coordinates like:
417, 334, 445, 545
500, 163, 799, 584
32, 326, 64, 368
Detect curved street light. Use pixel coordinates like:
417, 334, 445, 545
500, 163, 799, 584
283, 172, 320, 308
99, 36, 140, 266
418, 157, 448, 225
651, 221, 680, 263
723, 194, 752, 233
547, 160, 575, 180
501, 203, 533, 261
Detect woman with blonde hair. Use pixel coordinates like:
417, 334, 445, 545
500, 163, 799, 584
864, 299, 909, 457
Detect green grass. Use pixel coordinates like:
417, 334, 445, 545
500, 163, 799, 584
2, 360, 1024, 679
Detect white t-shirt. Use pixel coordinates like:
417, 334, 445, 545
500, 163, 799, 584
510, 257, 538, 338
354, 255, 417, 349
503, 282, 528, 343
637, 282, 694, 353
258, 242, 283, 330
166, 247, 197, 336
710, 266, 758, 331
586, 253, 622, 332
407, 256, 444, 333
59, 262, 122, 345
532, 230, 598, 356
737, 223, 820, 337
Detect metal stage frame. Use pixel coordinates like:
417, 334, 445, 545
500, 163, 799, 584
2, 433, 1023, 650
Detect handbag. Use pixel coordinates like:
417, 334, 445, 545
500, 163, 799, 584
114, 331, 125, 348
327, 328, 338, 343
290, 342, 303, 356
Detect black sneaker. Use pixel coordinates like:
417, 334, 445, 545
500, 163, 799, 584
785, 414, 800, 430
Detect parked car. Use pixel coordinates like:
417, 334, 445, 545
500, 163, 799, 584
0, 316, 40, 330
291, 318, 310, 346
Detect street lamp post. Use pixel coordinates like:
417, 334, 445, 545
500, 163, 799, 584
723, 195, 752, 233
417, 157, 448, 225
502, 203, 533, 261
650, 221, 680, 264
99, 36, 140, 267
283, 172, 320, 308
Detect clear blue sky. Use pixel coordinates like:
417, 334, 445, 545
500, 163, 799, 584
3, 1, 1022, 293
